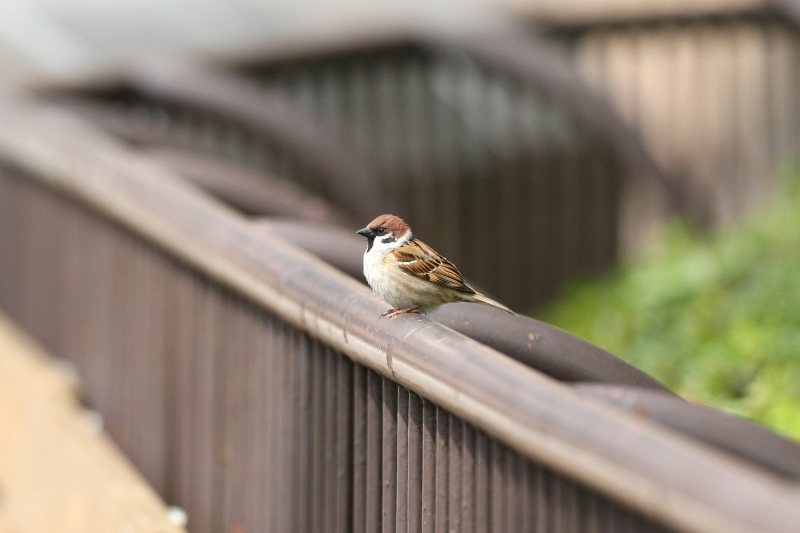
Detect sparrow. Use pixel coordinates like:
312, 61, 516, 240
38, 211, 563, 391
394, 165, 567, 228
357, 214, 515, 318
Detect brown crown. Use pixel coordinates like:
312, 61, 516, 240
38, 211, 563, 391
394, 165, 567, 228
367, 214, 410, 236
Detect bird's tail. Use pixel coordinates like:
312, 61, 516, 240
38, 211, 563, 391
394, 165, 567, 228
472, 292, 516, 315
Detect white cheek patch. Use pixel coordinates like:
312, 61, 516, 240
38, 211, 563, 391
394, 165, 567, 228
364, 229, 412, 254
369, 238, 392, 252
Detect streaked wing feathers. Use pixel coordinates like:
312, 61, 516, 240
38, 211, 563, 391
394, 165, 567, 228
393, 239, 475, 293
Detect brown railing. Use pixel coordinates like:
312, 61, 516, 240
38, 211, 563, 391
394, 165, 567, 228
2, 90, 800, 533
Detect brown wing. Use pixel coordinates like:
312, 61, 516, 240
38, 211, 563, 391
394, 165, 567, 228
392, 238, 475, 294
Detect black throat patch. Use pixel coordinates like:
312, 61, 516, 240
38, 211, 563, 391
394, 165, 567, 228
366, 236, 375, 252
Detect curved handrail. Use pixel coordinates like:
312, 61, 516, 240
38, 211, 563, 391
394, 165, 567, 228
253, 217, 672, 391
574, 383, 800, 481
143, 147, 352, 224
128, 65, 386, 221
46, 64, 386, 221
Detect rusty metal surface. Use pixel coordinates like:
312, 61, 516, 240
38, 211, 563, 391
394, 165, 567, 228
2, 100, 800, 533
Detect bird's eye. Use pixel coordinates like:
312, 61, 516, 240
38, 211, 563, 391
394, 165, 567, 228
376, 228, 386, 235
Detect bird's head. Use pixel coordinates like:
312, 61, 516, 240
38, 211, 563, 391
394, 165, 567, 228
357, 214, 412, 253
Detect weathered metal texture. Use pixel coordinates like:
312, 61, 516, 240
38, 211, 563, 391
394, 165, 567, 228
2, 101, 800, 533
563, 13, 800, 226
231, 32, 672, 312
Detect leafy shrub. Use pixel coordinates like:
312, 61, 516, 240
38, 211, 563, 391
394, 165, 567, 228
541, 175, 800, 440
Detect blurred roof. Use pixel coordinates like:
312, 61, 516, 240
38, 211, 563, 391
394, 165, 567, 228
495, 0, 797, 27
0, 0, 514, 88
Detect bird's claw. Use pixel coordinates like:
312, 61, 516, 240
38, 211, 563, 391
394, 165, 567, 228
380, 307, 421, 319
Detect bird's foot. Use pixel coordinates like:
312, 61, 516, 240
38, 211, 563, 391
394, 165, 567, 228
380, 306, 421, 319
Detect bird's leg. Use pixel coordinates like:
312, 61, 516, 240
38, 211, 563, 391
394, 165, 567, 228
380, 306, 421, 318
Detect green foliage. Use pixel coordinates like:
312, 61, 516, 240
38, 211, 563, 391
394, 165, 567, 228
541, 175, 800, 440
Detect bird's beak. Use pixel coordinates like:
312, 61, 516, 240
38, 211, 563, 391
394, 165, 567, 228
357, 227, 373, 238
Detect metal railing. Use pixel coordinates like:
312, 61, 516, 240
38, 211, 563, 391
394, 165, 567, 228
2, 93, 800, 533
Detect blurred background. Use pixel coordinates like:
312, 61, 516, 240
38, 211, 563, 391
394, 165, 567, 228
2, 0, 800, 450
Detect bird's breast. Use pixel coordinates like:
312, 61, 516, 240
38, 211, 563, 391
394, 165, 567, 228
363, 249, 446, 310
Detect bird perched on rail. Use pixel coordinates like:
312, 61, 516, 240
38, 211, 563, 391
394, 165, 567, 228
357, 214, 515, 318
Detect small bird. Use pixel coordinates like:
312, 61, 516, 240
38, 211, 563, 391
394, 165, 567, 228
357, 214, 514, 318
